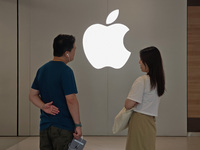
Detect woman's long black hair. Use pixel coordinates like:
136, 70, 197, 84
140, 46, 165, 96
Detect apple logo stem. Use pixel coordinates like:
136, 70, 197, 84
83, 9, 131, 69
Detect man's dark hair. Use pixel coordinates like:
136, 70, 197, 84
53, 34, 75, 57
140, 46, 165, 97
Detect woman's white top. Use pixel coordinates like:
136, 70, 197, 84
127, 75, 160, 116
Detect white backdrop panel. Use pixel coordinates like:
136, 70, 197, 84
107, 0, 187, 136
28, 0, 109, 135
19, 0, 187, 136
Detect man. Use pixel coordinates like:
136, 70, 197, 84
29, 34, 82, 150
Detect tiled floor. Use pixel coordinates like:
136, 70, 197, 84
1, 136, 200, 150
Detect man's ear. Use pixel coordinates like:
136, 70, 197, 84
64, 51, 69, 57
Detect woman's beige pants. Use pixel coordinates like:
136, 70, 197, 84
126, 112, 156, 150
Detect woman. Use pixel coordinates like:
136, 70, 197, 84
125, 46, 165, 150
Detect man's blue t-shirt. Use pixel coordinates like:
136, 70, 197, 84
31, 61, 78, 131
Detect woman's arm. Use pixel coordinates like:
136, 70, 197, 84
125, 99, 138, 110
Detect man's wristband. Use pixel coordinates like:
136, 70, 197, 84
75, 123, 82, 127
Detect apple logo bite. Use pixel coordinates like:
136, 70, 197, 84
83, 9, 131, 69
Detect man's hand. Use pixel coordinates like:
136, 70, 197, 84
42, 101, 60, 115
66, 94, 82, 139
73, 127, 82, 139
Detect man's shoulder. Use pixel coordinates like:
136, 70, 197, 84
39, 61, 52, 68
37, 61, 73, 74
39, 61, 68, 69
63, 65, 73, 74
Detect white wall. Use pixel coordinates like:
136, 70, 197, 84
18, 0, 187, 136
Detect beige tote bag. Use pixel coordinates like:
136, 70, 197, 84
112, 107, 134, 134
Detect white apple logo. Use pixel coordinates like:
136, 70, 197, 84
83, 9, 131, 69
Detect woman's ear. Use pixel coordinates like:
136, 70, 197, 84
145, 64, 149, 72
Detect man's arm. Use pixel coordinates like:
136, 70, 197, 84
65, 94, 82, 139
29, 88, 59, 115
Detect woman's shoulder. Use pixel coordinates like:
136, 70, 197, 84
136, 74, 149, 81
132, 75, 149, 86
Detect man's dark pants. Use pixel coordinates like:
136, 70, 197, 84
40, 126, 73, 150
